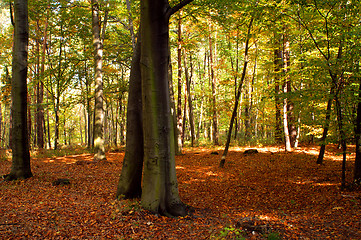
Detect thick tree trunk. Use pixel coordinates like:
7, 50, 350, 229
5, 0, 32, 180
92, 0, 106, 161
116, 34, 144, 199
140, 0, 187, 216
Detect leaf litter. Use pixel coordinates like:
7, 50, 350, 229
0, 145, 360, 239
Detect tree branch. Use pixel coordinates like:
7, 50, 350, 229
167, 0, 194, 18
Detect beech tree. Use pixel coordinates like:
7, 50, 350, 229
4, 0, 32, 180
117, 0, 193, 217
92, 0, 107, 161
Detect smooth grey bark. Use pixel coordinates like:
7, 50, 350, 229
116, 34, 143, 199
92, 0, 106, 161
5, 0, 32, 180
140, 0, 193, 217
117, 0, 193, 217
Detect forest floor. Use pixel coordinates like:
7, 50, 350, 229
1, 144, 361, 239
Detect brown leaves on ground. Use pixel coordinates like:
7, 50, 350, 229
0, 145, 360, 239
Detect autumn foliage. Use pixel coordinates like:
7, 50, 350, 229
1, 145, 360, 239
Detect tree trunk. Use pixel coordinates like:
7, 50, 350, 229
139, 0, 189, 217
176, 12, 183, 154
116, 34, 144, 199
220, 17, 253, 168
335, 94, 347, 189
168, 47, 179, 154
46, 91, 51, 149
230, 27, 240, 140
117, 0, 192, 217
181, 80, 187, 144
5, 0, 32, 180
92, 0, 106, 161
209, 25, 219, 145
184, 53, 195, 146
36, 14, 47, 149
54, 97, 59, 150
274, 34, 283, 143
27, 93, 32, 149
282, 32, 292, 152
354, 77, 361, 184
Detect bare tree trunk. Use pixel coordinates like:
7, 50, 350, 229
92, 0, 106, 160
274, 34, 283, 143
5, 0, 32, 180
168, 47, 178, 153
176, 12, 183, 154
354, 75, 361, 184
282, 32, 292, 152
36, 13, 47, 149
209, 24, 219, 145
181, 80, 187, 144
140, 0, 191, 217
184, 53, 195, 146
230, 28, 240, 140
220, 17, 253, 168
117, 34, 143, 199
27, 93, 32, 149
46, 91, 51, 148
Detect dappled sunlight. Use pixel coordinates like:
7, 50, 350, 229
38, 153, 94, 164
1, 146, 360, 239
292, 179, 338, 187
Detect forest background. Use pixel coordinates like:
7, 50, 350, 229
0, 0, 360, 156
1, 0, 361, 238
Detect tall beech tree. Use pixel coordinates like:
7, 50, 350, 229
92, 0, 106, 161
117, 0, 193, 217
5, 0, 32, 180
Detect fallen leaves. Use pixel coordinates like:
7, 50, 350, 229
0, 145, 360, 239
